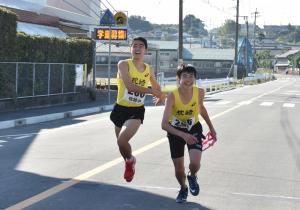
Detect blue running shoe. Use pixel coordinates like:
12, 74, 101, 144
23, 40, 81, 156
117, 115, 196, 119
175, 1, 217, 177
187, 174, 199, 196
176, 187, 188, 203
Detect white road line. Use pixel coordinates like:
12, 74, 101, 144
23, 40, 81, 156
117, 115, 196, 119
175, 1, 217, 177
5, 81, 293, 210
217, 101, 231, 105
13, 135, 32, 140
232, 192, 300, 201
238, 100, 253, 105
283, 103, 295, 108
260, 102, 274, 106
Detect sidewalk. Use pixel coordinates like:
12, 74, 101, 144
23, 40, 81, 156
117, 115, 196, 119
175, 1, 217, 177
0, 101, 114, 130
0, 86, 232, 130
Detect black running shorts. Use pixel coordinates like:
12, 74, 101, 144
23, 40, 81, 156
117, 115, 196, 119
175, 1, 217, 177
167, 122, 205, 159
110, 103, 145, 128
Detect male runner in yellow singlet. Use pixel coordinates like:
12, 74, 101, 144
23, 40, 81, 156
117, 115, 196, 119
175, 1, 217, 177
110, 37, 164, 182
161, 64, 216, 203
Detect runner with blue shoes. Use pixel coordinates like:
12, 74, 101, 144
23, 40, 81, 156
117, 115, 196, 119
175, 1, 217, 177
161, 64, 217, 203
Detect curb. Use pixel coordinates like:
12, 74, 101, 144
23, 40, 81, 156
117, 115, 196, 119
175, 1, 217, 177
0, 104, 114, 130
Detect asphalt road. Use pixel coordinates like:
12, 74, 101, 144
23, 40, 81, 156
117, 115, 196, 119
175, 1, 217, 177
1, 76, 300, 210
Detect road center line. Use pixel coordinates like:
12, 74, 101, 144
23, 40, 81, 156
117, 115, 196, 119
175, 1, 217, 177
232, 192, 300, 201
5, 82, 291, 210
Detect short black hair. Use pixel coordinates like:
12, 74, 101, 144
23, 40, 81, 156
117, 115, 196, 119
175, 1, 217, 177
176, 64, 197, 78
131, 37, 148, 49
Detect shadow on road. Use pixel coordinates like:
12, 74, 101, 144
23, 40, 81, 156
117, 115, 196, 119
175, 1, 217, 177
0, 117, 211, 210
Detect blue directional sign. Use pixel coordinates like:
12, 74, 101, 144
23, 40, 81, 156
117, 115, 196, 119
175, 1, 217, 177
100, 9, 115, 26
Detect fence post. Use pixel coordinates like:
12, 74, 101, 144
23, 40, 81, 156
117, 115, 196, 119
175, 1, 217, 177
33, 63, 35, 96
16, 62, 18, 97
48, 64, 51, 95
62, 64, 65, 94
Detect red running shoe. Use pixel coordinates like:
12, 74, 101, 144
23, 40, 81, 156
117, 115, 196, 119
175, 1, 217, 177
124, 156, 136, 182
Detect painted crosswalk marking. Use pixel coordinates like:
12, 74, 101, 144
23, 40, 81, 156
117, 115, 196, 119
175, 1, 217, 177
238, 100, 253, 105
283, 103, 295, 108
260, 102, 274, 106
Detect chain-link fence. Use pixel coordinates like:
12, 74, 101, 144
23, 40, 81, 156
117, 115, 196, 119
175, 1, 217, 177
0, 62, 83, 100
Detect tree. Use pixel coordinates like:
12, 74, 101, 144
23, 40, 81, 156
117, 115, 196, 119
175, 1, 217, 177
218, 19, 240, 37
292, 53, 300, 68
128, 16, 153, 32
255, 50, 272, 68
183, 14, 207, 37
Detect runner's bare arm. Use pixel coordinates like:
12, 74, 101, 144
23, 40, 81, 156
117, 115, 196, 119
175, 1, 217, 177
118, 60, 161, 97
149, 68, 166, 103
198, 88, 216, 137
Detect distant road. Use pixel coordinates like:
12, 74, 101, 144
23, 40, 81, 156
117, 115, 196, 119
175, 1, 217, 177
1, 76, 300, 210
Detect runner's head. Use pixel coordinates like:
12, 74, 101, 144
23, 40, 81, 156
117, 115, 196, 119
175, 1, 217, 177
130, 37, 147, 59
131, 37, 148, 49
176, 64, 197, 78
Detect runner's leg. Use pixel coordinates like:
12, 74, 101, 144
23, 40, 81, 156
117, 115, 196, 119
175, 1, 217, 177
172, 157, 187, 189
188, 149, 202, 175
114, 126, 121, 138
117, 119, 141, 159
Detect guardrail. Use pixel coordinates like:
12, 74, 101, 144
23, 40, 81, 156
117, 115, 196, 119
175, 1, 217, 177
197, 78, 231, 93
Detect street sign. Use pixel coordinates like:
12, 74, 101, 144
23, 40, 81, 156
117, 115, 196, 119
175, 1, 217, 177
114, 11, 127, 27
100, 9, 115, 26
95, 28, 127, 41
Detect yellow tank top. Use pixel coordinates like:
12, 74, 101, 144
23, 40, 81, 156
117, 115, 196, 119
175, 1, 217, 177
169, 86, 199, 130
116, 59, 150, 107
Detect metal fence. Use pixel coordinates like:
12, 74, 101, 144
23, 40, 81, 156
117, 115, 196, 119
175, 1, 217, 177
0, 62, 81, 100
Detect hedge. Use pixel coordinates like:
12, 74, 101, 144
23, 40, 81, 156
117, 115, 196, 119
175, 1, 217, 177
0, 7, 92, 70
0, 7, 93, 99
0, 7, 17, 61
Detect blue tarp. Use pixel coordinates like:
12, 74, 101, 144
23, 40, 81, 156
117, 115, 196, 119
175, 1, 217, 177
237, 38, 253, 72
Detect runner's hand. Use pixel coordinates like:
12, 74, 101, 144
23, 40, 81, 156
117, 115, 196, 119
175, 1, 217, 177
181, 132, 198, 145
153, 93, 167, 105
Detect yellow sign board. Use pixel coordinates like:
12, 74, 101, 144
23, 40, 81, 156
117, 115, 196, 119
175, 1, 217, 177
114, 11, 127, 26
95, 28, 127, 40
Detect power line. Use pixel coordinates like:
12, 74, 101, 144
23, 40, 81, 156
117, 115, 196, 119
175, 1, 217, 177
62, 0, 96, 19
198, 0, 233, 16
80, 0, 101, 18
104, 0, 117, 13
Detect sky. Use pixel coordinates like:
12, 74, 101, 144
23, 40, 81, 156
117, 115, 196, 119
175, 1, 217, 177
106, 0, 299, 30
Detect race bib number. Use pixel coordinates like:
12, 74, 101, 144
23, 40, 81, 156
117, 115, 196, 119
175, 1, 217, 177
123, 89, 146, 104
171, 116, 195, 131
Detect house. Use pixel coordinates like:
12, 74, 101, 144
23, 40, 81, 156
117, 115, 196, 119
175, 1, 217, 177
0, 0, 101, 37
274, 49, 300, 73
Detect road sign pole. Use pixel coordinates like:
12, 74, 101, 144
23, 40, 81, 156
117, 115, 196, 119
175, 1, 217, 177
108, 26, 112, 105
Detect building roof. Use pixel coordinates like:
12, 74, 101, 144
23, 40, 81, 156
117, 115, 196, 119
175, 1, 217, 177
185, 48, 234, 60
275, 49, 300, 58
17, 21, 68, 38
148, 40, 178, 50
0, 0, 98, 29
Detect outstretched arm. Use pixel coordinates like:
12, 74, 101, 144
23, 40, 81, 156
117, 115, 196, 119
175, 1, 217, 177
149, 68, 166, 104
198, 88, 217, 137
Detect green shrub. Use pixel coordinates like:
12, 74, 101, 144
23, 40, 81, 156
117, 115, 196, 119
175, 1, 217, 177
0, 7, 17, 61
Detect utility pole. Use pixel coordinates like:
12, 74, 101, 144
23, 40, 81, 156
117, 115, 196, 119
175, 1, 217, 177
178, 0, 183, 65
252, 8, 259, 71
233, 0, 240, 80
